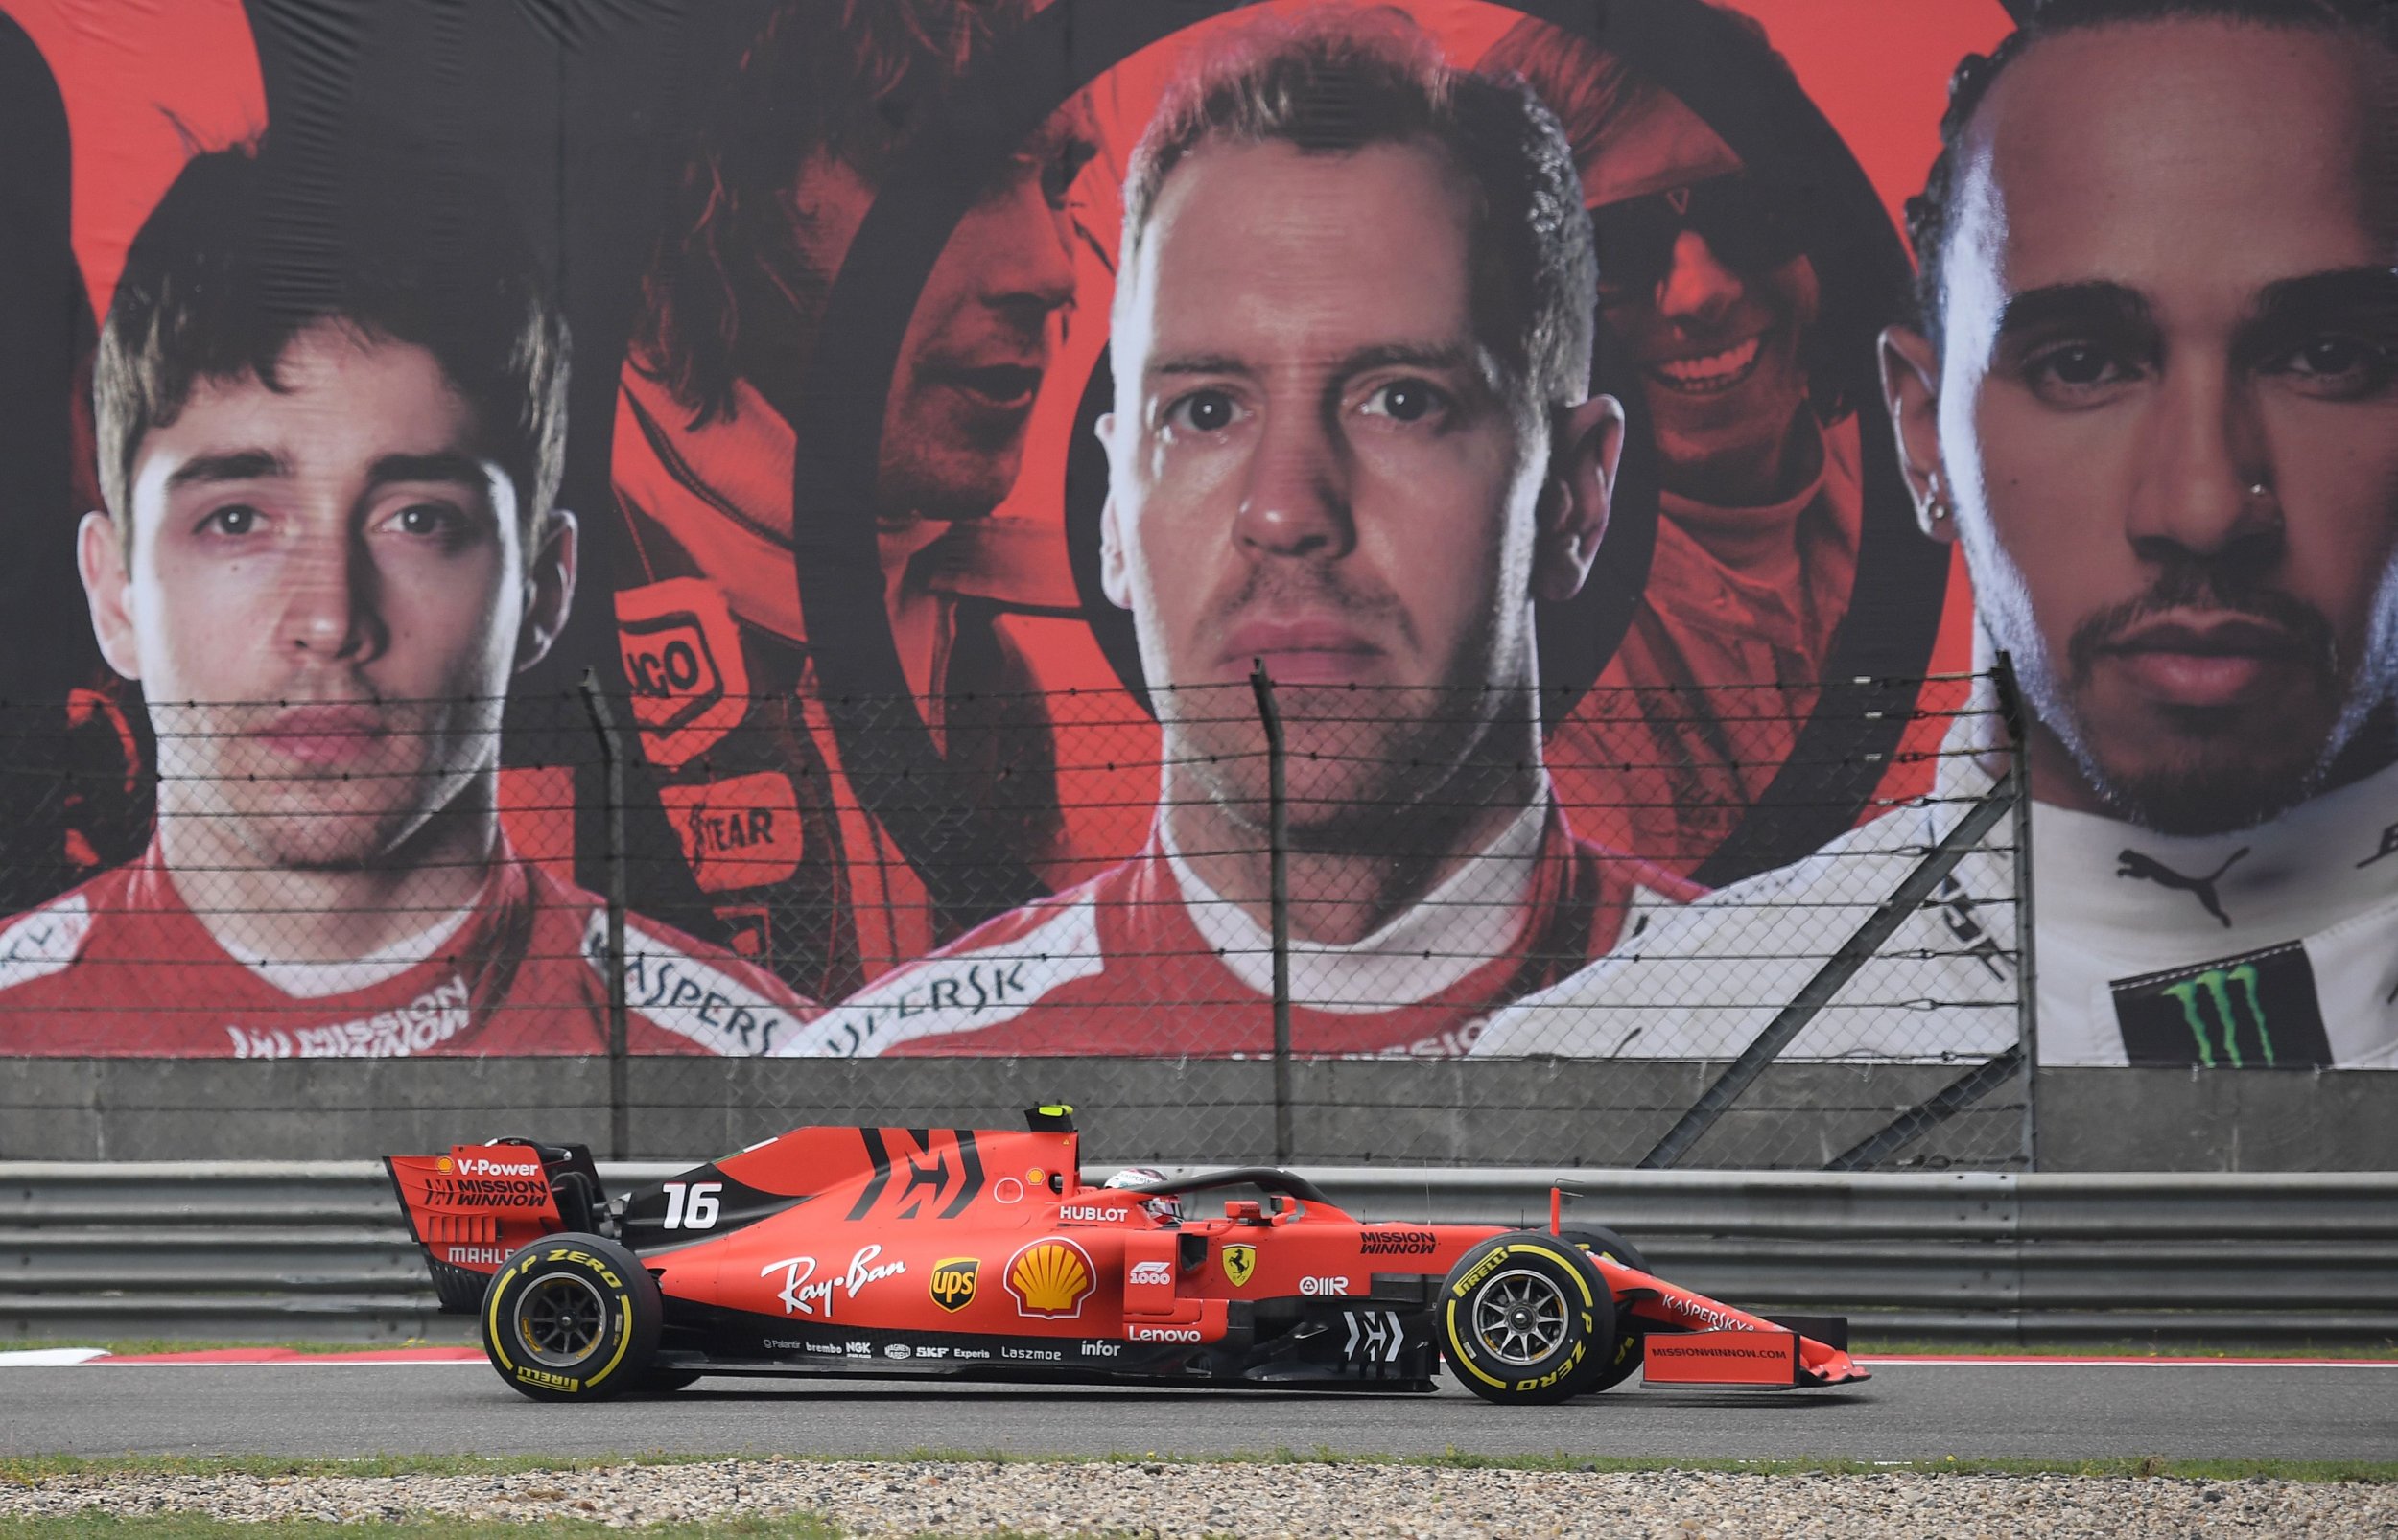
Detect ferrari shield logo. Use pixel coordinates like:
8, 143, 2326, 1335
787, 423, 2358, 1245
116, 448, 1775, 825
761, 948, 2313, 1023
1221, 1244, 1257, 1289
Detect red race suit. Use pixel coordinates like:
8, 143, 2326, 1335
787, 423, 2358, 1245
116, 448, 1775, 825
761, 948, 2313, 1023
778, 802, 1699, 1059
0, 841, 817, 1056
611, 364, 1077, 1001
1557, 418, 1863, 873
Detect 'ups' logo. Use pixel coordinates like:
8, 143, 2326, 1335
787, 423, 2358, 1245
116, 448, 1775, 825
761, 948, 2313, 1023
929, 1257, 980, 1313
615, 579, 749, 772
1220, 1244, 1257, 1289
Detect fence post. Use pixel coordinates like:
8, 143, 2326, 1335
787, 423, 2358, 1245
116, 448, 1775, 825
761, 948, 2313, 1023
1637, 760, 2015, 1170
577, 670, 631, 1162
1249, 663, 1293, 1165
1992, 652, 2040, 1171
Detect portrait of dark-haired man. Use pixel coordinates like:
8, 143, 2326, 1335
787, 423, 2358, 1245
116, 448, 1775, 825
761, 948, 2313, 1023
1482, 5, 1893, 874
0, 141, 816, 1057
1480, 0, 2398, 1072
0, 11, 116, 920
611, 0, 1098, 1001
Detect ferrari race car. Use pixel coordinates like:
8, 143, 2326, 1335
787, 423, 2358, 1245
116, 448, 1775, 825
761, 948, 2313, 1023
387, 1108, 1868, 1404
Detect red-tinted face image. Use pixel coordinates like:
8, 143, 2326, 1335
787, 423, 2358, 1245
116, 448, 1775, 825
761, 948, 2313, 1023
1889, 20, 2398, 834
1593, 147, 1822, 509
875, 117, 1093, 522
711, 109, 1090, 525
1486, 24, 1822, 510
80, 321, 574, 871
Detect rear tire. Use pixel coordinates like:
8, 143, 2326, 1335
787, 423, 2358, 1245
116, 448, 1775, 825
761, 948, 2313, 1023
1437, 1231, 1614, 1405
480, 1234, 659, 1402
1559, 1226, 1650, 1394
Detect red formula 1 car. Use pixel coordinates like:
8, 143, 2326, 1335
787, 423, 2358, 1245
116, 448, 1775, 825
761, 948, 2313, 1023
386, 1108, 1867, 1404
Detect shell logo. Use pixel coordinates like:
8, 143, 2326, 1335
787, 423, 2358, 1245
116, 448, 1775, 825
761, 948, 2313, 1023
1004, 1237, 1095, 1319
435, 1155, 453, 1174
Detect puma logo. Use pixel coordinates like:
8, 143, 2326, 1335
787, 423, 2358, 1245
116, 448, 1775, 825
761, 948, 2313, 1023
2116, 848, 2249, 929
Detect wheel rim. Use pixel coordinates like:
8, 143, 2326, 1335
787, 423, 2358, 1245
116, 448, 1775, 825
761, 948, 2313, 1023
1470, 1268, 1570, 1365
518, 1273, 608, 1368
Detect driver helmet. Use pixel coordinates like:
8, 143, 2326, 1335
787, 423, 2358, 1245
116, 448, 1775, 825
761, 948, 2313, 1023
1104, 1166, 1180, 1224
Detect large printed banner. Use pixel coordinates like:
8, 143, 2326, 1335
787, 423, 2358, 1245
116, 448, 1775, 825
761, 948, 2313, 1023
0, 0, 2392, 1071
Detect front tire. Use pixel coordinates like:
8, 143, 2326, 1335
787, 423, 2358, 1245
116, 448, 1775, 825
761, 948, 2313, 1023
1437, 1231, 1614, 1405
480, 1234, 659, 1402
1560, 1226, 1650, 1394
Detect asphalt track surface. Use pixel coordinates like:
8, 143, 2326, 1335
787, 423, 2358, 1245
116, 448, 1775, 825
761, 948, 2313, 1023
5, 1359, 2393, 1463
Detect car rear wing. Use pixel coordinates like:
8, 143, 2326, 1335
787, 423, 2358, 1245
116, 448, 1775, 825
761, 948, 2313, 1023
384, 1138, 607, 1309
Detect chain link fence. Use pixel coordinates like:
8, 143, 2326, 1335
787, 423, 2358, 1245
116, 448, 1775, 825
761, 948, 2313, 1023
0, 688, 657, 1059
0, 667, 2028, 1169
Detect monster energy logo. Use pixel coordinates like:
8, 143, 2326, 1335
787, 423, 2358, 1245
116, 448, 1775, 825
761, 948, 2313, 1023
2161, 964, 2273, 1067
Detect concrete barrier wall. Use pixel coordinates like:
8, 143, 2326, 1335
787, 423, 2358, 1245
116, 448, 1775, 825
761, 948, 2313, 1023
5, 1058, 2391, 1170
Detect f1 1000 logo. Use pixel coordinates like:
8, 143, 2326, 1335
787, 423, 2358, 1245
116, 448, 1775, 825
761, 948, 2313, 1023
2112, 944, 2333, 1069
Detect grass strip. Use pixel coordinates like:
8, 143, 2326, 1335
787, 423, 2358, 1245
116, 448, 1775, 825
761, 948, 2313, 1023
4, 1452, 2395, 1485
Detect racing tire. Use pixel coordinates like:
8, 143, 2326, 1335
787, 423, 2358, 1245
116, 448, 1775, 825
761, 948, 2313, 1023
428, 1258, 488, 1316
1437, 1231, 1615, 1406
480, 1233, 659, 1402
1559, 1226, 1650, 1395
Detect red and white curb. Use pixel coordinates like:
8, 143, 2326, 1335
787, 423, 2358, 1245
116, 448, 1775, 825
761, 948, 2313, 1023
1, 1346, 485, 1365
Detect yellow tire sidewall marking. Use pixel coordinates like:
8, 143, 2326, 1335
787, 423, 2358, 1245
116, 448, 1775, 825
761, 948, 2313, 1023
1445, 1243, 1595, 1392
489, 1253, 632, 1393
1443, 1297, 1510, 1389
1502, 1243, 1595, 1309
588, 1289, 633, 1388
485, 1258, 526, 1373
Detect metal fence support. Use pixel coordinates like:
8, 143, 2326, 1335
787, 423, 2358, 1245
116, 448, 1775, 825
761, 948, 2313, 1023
1824, 1045, 2027, 1172
1249, 663, 1293, 1165
1993, 652, 2041, 1171
1638, 777, 2017, 1170
577, 669, 631, 1163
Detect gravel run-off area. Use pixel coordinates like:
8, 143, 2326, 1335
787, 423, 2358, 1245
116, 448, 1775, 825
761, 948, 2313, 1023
5, 1461, 2395, 1538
